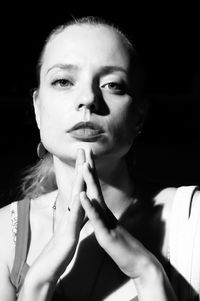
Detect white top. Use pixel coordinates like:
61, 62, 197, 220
169, 185, 200, 300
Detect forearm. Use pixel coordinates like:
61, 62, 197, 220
134, 262, 177, 301
18, 275, 56, 301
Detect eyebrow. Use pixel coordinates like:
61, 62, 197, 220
46, 64, 80, 74
46, 63, 128, 75
99, 66, 128, 76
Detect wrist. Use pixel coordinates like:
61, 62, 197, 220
134, 259, 163, 289
24, 267, 58, 290
19, 273, 57, 301
133, 259, 177, 301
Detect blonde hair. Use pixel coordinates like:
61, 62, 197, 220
21, 153, 57, 199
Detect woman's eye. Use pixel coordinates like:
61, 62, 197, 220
51, 79, 73, 88
102, 82, 126, 94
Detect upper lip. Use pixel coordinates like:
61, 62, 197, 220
67, 121, 104, 133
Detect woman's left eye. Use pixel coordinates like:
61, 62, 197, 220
102, 82, 126, 94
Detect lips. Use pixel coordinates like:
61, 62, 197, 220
67, 121, 104, 141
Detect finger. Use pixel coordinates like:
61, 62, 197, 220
69, 149, 86, 209
75, 148, 86, 172
85, 149, 101, 190
83, 162, 103, 202
80, 191, 109, 236
70, 194, 85, 226
80, 193, 136, 267
80, 191, 118, 231
85, 147, 94, 169
83, 162, 116, 225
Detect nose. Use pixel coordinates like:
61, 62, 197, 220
76, 82, 99, 112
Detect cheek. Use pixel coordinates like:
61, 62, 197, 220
111, 102, 136, 140
39, 93, 71, 128
38, 97, 71, 145
40, 105, 60, 132
106, 101, 137, 156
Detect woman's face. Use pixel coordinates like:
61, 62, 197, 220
34, 24, 141, 164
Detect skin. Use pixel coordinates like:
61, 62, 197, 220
0, 23, 177, 300
34, 24, 139, 164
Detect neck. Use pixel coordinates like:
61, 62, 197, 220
53, 155, 134, 217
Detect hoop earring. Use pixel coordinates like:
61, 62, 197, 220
37, 142, 47, 160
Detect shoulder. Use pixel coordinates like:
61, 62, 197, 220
153, 185, 200, 234
154, 185, 199, 214
0, 203, 14, 242
0, 203, 15, 272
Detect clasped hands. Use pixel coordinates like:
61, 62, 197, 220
68, 148, 160, 281
25, 148, 171, 300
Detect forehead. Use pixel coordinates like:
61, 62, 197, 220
41, 24, 131, 73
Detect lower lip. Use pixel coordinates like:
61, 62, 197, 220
68, 128, 104, 142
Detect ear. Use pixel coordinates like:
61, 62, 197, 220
33, 89, 41, 129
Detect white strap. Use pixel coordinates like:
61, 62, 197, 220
169, 186, 200, 298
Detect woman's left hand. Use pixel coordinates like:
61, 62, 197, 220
80, 150, 177, 300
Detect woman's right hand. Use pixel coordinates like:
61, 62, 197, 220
23, 149, 86, 289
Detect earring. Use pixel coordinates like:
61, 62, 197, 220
37, 141, 47, 159
136, 129, 142, 137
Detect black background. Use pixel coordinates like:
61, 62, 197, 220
0, 3, 200, 206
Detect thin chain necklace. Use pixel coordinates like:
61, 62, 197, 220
52, 193, 66, 296
52, 194, 58, 233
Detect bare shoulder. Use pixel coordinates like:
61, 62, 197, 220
0, 204, 15, 265
0, 203, 13, 242
0, 204, 16, 300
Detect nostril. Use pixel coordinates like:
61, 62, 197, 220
78, 103, 97, 112
78, 104, 85, 109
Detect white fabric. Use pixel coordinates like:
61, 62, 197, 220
169, 186, 200, 300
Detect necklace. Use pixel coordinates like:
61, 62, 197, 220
52, 192, 72, 233
52, 193, 65, 294
52, 194, 58, 233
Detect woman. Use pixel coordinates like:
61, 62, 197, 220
0, 16, 199, 301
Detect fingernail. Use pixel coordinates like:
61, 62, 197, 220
80, 191, 86, 200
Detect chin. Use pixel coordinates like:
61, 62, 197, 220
52, 142, 112, 164
46, 135, 130, 163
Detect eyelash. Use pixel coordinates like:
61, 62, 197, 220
51, 79, 73, 88
102, 82, 126, 94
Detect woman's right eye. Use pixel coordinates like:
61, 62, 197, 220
51, 79, 73, 88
